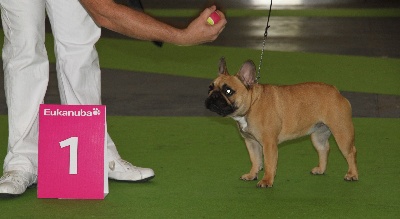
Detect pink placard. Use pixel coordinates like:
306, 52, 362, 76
38, 104, 108, 199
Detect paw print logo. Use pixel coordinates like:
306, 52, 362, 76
93, 108, 101, 116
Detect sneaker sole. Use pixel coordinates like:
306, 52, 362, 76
109, 175, 155, 183
0, 193, 21, 198
0, 184, 36, 198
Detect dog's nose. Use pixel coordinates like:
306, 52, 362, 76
205, 91, 222, 110
210, 91, 222, 99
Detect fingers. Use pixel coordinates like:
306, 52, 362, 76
202, 5, 225, 25
200, 6, 226, 36
198, 5, 216, 21
180, 5, 226, 45
208, 9, 226, 39
212, 10, 227, 32
205, 5, 217, 16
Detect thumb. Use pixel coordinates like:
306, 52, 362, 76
201, 5, 217, 19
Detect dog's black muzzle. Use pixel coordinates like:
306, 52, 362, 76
205, 91, 236, 117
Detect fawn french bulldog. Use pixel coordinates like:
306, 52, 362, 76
205, 58, 358, 188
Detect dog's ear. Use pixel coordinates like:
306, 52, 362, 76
237, 60, 256, 87
218, 57, 229, 75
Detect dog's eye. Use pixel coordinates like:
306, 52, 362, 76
222, 85, 235, 97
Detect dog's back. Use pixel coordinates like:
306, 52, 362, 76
256, 82, 352, 142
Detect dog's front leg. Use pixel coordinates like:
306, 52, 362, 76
257, 138, 278, 188
240, 138, 263, 181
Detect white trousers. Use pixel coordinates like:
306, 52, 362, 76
0, 0, 121, 174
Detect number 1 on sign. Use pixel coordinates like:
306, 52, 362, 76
59, 137, 78, 174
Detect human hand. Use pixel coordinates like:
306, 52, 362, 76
178, 5, 227, 46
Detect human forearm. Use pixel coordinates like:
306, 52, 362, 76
80, 0, 226, 46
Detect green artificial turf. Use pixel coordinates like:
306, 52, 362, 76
0, 116, 399, 218
0, 7, 399, 218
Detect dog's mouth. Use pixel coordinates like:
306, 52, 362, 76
205, 91, 236, 117
206, 102, 235, 117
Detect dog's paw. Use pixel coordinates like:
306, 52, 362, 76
256, 179, 273, 188
344, 173, 359, 181
310, 167, 325, 175
240, 173, 258, 181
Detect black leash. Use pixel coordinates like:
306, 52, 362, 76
257, 0, 273, 83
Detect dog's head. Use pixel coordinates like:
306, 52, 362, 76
205, 57, 257, 117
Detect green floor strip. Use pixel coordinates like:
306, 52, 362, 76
1, 116, 399, 218
12, 32, 400, 96
96, 39, 399, 96
145, 8, 400, 18
1, 14, 400, 96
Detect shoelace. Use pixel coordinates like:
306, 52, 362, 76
109, 159, 137, 171
119, 159, 134, 170
0, 172, 29, 187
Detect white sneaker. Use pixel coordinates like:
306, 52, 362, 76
0, 171, 37, 197
108, 158, 155, 182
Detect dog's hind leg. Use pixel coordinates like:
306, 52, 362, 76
240, 138, 263, 181
322, 95, 358, 181
329, 119, 359, 181
310, 123, 331, 175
